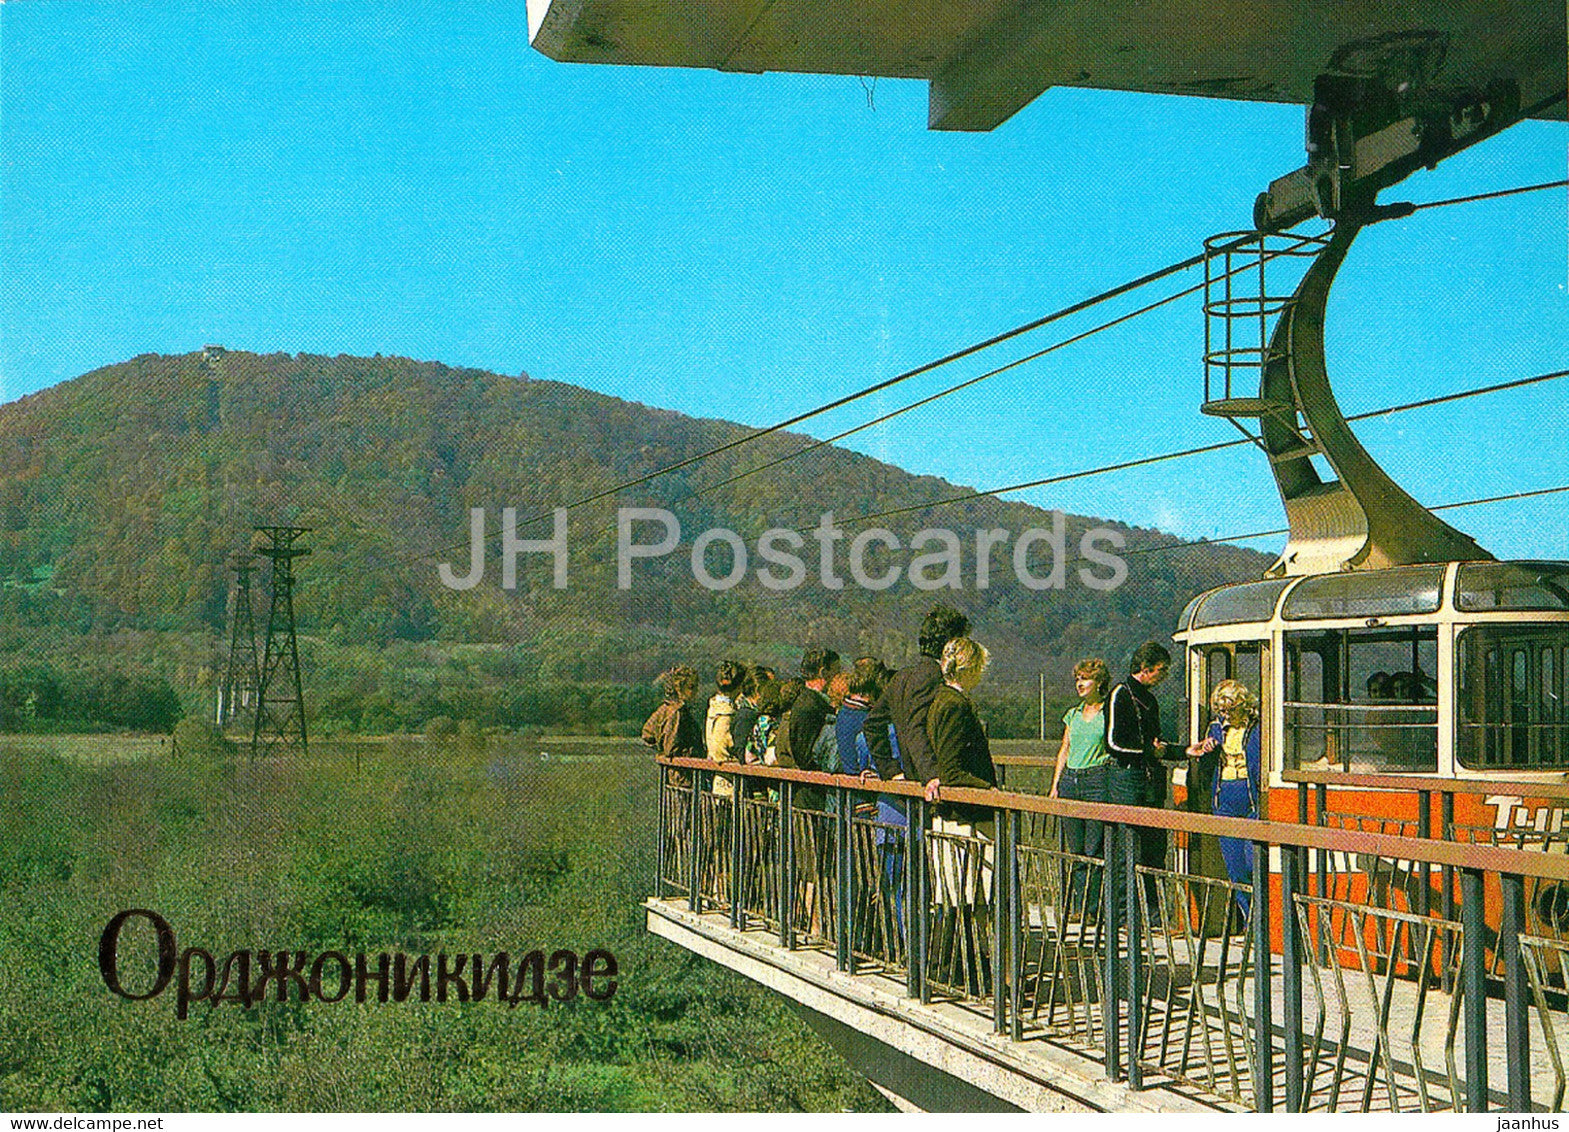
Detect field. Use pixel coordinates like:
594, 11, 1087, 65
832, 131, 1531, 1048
0, 735, 889, 1112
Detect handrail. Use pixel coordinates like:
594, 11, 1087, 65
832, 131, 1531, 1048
1284, 766, 1569, 800
991, 753, 1057, 768
660, 755, 1569, 882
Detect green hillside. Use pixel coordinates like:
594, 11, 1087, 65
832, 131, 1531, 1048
0, 350, 1270, 734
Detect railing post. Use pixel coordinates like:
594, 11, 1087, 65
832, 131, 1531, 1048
1443, 792, 1457, 993
1125, 821, 1144, 1091
911, 796, 929, 1003
1461, 867, 1488, 1111
1417, 791, 1432, 919
836, 785, 853, 973
993, 805, 1008, 1034
1315, 781, 1328, 964
731, 772, 746, 930
904, 795, 918, 999
1103, 823, 1122, 1082
1281, 843, 1304, 1112
1501, 871, 1530, 1113
689, 769, 703, 914
1252, 840, 1274, 1112
656, 766, 668, 900
1008, 808, 1024, 1044
780, 781, 795, 949
1314, 780, 1328, 891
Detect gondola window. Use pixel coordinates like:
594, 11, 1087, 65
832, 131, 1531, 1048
1284, 626, 1439, 773
1457, 625, 1569, 769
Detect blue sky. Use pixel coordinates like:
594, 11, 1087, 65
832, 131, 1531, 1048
3, 0, 1565, 558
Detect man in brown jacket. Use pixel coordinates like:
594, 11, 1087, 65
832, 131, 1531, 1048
864, 605, 971, 785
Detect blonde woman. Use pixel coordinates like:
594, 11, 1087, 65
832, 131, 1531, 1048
925, 637, 998, 912
924, 637, 998, 807
1195, 679, 1262, 919
922, 636, 999, 993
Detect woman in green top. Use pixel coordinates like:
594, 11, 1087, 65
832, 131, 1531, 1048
1049, 658, 1111, 909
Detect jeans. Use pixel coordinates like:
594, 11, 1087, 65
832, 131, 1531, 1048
1106, 758, 1168, 917
1058, 764, 1107, 910
1214, 777, 1256, 923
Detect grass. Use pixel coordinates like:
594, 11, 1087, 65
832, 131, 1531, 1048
0, 736, 889, 1112
0, 732, 174, 765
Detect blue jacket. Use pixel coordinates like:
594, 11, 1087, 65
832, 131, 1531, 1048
836, 699, 873, 776
1206, 719, 1261, 813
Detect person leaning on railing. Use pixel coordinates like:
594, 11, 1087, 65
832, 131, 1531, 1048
923, 637, 999, 994
841, 658, 908, 938
705, 659, 746, 798
924, 637, 1000, 901
642, 664, 704, 788
730, 665, 766, 768
865, 604, 971, 786
780, 648, 841, 812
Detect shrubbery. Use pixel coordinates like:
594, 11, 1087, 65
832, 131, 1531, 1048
0, 739, 887, 1111
171, 717, 235, 759
0, 661, 181, 732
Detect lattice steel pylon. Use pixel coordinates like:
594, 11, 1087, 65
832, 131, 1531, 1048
251, 526, 311, 758
218, 552, 261, 732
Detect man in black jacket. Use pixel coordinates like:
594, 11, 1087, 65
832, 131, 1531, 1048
1106, 640, 1175, 917
864, 605, 971, 784
784, 646, 842, 773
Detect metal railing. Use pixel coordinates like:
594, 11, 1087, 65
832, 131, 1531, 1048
654, 755, 1569, 1112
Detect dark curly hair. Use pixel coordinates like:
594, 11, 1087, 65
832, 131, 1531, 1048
1130, 641, 1172, 675
715, 659, 745, 693
917, 604, 971, 659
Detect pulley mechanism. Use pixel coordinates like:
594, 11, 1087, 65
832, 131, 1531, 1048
1254, 33, 1522, 229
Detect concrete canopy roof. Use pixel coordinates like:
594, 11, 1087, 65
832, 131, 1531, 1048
527, 0, 1567, 131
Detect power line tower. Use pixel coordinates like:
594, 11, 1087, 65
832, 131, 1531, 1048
251, 526, 311, 759
218, 552, 261, 731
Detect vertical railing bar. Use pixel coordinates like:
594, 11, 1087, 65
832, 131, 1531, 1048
731, 773, 746, 930
1281, 844, 1304, 1112
993, 805, 1008, 1034
1418, 791, 1432, 920
837, 786, 853, 973
1443, 792, 1456, 993
1125, 827, 1144, 1091
906, 794, 920, 1000
1253, 840, 1274, 1112
1312, 781, 1327, 967
780, 781, 795, 949
1314, 781, 1328, 965
656, 768, 668, 900
1461, 867, 1488, 1112
1009, 809, 1025, 1044
689, 770, 703, 914
913, 797, 930, 1004
1104, 823, 1123, 1082
1502, 872, 1531, 1113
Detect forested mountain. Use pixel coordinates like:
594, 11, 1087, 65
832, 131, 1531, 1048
0, 350, 1270, 728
